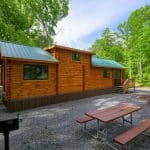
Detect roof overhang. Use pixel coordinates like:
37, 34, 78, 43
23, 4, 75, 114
1, 56, 59, 64
92, 65, 127, 69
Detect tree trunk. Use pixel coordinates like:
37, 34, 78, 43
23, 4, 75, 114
139, 59, 142, 82
129, 60, 132, 78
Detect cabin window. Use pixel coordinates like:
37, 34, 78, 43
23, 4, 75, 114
72, 52, 80, 61
23, 64, 48, 80
103, 68, 110, 78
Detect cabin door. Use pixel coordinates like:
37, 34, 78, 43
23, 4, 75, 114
114, 69, 121, 86
0, 63, 2, 85
0, 62, 3, 96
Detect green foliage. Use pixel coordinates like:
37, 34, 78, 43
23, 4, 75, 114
0, 0, 35, 45
91, 5, 150, 86
91, 28, 125, 63
0, 0, 69, 47
119, 5, 150, 85
141, 73, 150, 86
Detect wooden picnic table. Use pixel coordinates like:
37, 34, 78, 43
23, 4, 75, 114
85, 103, 142, 150
85, 103, 141, 123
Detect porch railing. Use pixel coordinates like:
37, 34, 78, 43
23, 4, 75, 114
123, 78, 135, 93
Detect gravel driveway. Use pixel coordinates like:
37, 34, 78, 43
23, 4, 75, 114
0, 88, 150, 150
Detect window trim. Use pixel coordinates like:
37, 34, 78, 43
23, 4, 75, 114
71, 52, 81, 62
23, 64, 49, 80
103, 68, 110, 78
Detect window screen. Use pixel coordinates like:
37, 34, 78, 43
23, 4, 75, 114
23, 64, 48, 80
103, 68, 110, 78
72, 52, 80, 61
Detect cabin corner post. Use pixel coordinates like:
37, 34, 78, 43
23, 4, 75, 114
4, 58, 8, 100
82, 65, 85, 92
112, 69, 115, 87
4, 58, 11, 101
56, 64, 59, 95
121, 69, 126, 85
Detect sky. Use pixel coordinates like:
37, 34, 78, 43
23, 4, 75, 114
54, 0, 150, 50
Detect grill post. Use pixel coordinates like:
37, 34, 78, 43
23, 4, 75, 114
3, 131, 9, 150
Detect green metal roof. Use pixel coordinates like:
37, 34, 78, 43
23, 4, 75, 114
0, 41, 58, 62
92, 56, 126, 69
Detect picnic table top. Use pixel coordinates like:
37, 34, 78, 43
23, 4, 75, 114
85, 103, 142, 123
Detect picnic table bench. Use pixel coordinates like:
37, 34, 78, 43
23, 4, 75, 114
76, 116, 94, 124
76, 116, 94, 135
113, 119, 150, 150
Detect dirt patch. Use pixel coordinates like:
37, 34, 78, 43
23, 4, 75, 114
129, 92, 150, 104
139, 95, 150, 103
133, 95, 150, 104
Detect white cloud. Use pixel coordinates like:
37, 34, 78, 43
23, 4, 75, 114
54, 0, 148, 49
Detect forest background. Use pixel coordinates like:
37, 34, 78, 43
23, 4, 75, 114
0, 1, 149, 86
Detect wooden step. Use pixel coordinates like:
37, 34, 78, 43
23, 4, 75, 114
113, 86, 124, 94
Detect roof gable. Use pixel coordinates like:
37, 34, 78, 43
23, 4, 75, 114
45, 45, 95, 55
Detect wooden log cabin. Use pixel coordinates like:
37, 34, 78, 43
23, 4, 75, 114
0, 41, 126, 112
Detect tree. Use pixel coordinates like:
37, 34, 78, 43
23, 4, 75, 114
118, 5, 150, 83
91, 28, 125, 63
0, 0, 69, 47
27, 0, 69, 47
0, 0, 35, 45
91, 5, 150, 85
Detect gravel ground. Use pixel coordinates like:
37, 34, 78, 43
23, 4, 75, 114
0, 87, 150, 150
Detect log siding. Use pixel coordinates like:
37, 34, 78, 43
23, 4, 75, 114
2, 46, 125, 111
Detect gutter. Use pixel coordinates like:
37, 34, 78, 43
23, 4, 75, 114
1, 56, 60, 64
